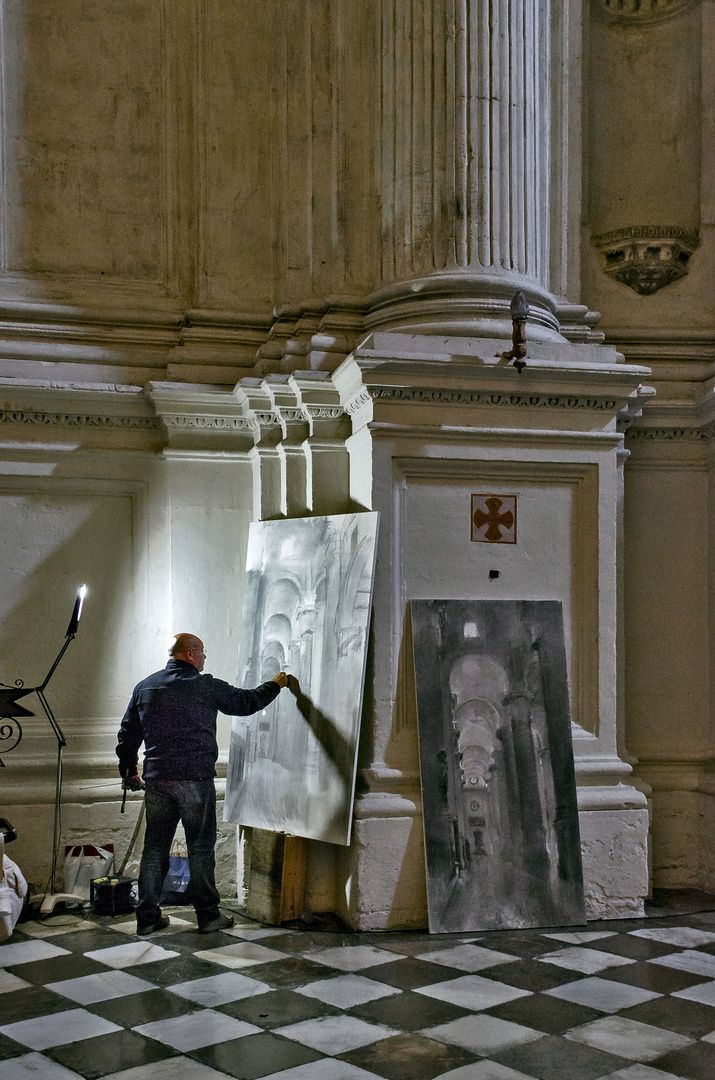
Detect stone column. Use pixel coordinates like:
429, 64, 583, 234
369, 0, 572, 340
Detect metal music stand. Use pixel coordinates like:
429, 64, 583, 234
0, 586, 89, 916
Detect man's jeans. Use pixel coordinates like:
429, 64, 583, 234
137, 779, 221, 928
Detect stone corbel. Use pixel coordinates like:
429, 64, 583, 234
263, 374, 311, 516
592, 227, 700, 295
289, 371, 352, 514
149, 382, 256, 453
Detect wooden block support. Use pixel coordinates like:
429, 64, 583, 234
280, 834, 307, 922
243, 829, 308, 925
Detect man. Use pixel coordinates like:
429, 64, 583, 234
117, 633, 287, 935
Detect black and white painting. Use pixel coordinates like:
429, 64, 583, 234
411, 599, 585, 933
224, 513, 378, 846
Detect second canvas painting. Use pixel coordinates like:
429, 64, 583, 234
411, 599, 585, 933
224, 513, 378, 846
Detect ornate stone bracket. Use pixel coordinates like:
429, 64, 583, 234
592, 227, 700, 295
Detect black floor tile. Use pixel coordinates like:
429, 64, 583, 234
46, 1028, 177, 1078
476, 933, 561, 959
358, 957, 466, 990
5, 953, 111, 984
586, 934, 678, 960
604, 959, 708, 993
245, 957, 344, 989
379, 939, 468, 958
189, 1031, 323, 1079
485, 991, 604, 1034
340, 1032, 478, 1080
168, 929, 237, 950
620, 994, 715, 1038
651, 1040, 715, 1079
48, 931, 128, 953
252, 933, 315, 955
218, 988, 341, 1027
0, 1033, 27, 1061
492, 1032, 629, 1079
129, 953, 227, 985
87, 987, 200, 1026
348, 988, 470, 1031
481, 958, 585, 992
0, 985, 77, 1023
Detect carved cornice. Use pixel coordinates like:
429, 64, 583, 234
593, 0, 700, 24
592, 227, 700, 295
626, 425, 714, 442
302, 405, 346, 420
0, 409, 159, 431
368, 387, 620, 411
158, 414, 255, 433
344, 388, 372, 416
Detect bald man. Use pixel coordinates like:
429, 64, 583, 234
117, 634, 287, 935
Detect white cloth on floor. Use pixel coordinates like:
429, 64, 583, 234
0, 833, 28, 941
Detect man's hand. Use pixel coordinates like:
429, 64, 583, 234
272, 671, 288, 689
122, 774, 145, 791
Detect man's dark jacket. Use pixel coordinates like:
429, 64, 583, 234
116, 659, 280, 782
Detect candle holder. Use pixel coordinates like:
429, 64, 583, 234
498, 290, 529, 373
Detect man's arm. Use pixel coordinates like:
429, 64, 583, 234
116, 694, 145, 786
212, 672, 287, 715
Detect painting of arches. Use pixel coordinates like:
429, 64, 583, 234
410, 599, 585, 933
224, 512, 379, 845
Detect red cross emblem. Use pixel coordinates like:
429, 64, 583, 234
471, 495, 517, 544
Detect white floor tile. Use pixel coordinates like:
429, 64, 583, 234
84, 941, 179, 968
108, 915, 193, 936
629, 927, 715, 948
46, 970, 158, 1004
544, 977, 661, 1013
101, 1058, 232, 1080
15, 916, 96, 939
0, 969, 30, 993
167, 971, 270, 1005
537, 947, 635, 974
134, 1009, 261, 1051
414, 945, 519, 972
673, 979, 715, 1006
541, 931, 617, 945
223, 927, 288, 940
564, 1015, 693, 1061
268, 1061, 386, 1079
589, 1065, 692, 1079
423, 1014, 544, 1054
0, 1008, 122, 1050
307, 945, 406, 971
275, 1014, 398, 1054
432, 1064, 539, 1080
296, 974, 399, 1008
192, 941, 288, 969
0, 939, 69, 966
649, 949, 715, 978
415, 974, 531, 1011
0, 1052, 86, 1079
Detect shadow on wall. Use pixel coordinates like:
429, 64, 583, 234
0, 490, 138, 740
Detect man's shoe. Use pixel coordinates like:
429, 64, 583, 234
136, 915, 170, 936
198, 912, 235, 934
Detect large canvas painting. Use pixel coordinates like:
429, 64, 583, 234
411, 599, 585, 933
224, 513, 378, 846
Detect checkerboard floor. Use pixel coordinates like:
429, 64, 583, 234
4, 904, 715, 1079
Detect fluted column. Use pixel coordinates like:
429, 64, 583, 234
369, 0, 566, 340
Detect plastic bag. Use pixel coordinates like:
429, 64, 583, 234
0, 834, 27, 941
64, 844, 114, 900
160, 832, 191, 905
